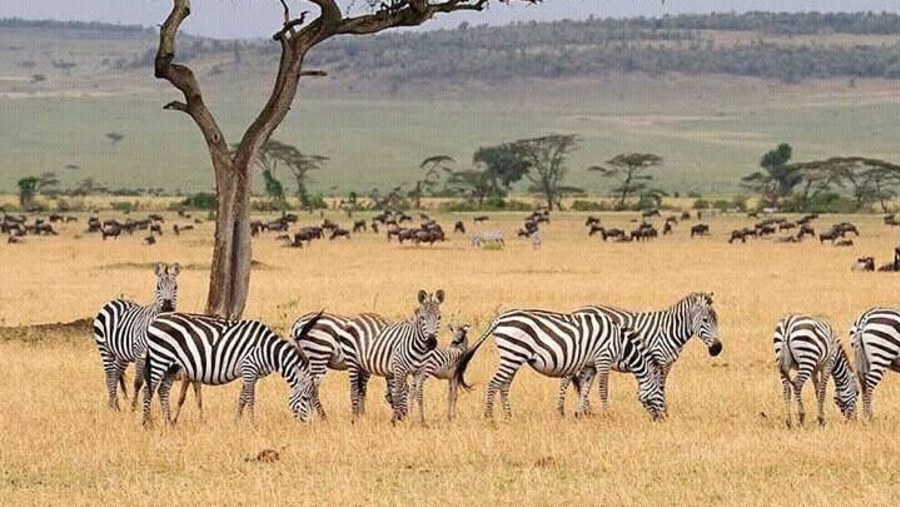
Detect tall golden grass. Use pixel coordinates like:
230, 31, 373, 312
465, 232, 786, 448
1, 211, 899, 505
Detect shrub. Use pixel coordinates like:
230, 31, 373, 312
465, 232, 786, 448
181, 192, 216, 210
441, 197, 533, 212
110, 201, 136, 213
692, 199, 710, 210
570, 200, 610, 212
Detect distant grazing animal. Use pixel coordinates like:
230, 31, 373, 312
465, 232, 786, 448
851, 307, 900, 420
588, 224, 604, 237
835, 239, 854, 247
680, 211, 691, 220
690, 223, 710, 237
330, 227, 351, 240
414, 227, 445, 245
101, 223, 121, 240
631, 224, 657, 241
149, 214, 164, 223
852, 257, 875, 272
600, 227, 625, 241
150, 224, 163, 236
775, 234, 801, 243
294, 227, 322, 246
473, 215, 490, 223
471, 231, 504, 248
876, 248, 900, 271
453, 221, 466, 234
7, 236, 23, 244
143, 235, 156, 246
662, 222, 673, 235
371, 222, 379, 234
173, 224, 194, 235
756, 225, 777, 237
585, 216, 600, 228
642, 209, 661, 218
729, 229, 748, 244
774, 315, 857, 427
352, 220, 367, 233
779, 222, 796, 231
797, 224, 815, 239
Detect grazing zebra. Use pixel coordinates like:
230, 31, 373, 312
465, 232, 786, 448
452, 309, 664, 421
773, 315, 857, 427
92, 262, 200, 414
142, 312, 322, 426
344, 290, 444, 422
471, 231, 504, 248
409, 324, 472, 422
559, 292, 722, 415
851, 307, 900, 420
291, 311, 392, 419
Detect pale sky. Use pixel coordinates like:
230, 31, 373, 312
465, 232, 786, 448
2, 1, 899, 39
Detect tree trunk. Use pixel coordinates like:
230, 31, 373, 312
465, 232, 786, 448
206, 158, 252, 319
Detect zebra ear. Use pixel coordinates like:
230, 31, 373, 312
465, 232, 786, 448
434, 289, 445, 304
168, 263, 182, 277
706, 292, 715, 304
417, 290, 428, 305
155, 262, 167, 276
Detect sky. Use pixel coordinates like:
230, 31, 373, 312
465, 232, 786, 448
2, 1, 899, 39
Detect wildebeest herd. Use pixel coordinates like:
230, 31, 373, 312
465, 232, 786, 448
91, 261, 900, 429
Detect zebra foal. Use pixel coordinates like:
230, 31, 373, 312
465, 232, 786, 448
142, 312, 322, 426
774, 315, 857, 427
409, 324, 472, 422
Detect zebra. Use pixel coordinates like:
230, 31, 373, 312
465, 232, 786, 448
773, 315, 858, 427
142, 311, 322, 426
92, 262, 200, 416
851, 307, 900, 421
344, 290, 443, 423
452, 309, 664, 421
558, 292, 722, 415
291, 311, 392, 420
470, 231, 504, 248
409, 323, 472, 422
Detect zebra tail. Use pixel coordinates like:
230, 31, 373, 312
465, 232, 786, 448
452, 316, 500, 391
295, 310, 325, 344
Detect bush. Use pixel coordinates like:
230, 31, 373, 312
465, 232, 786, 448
181, 192, 216, 210
304, 192, 328, 211
570, 200, 611, 212
692, 199, 710, 210
441, 197, 533, 212
781, 193, 859, 214
111, 201, 136, 213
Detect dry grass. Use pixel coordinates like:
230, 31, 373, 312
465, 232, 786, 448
1, 210, 899, 506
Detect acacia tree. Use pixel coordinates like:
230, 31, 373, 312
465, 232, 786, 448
409, 155, 454, 208
740, 143, 797, 206
154, 0, 525, 318
472, 144, 530, 196
511, 134, 579, 210
589, 153, 664, 209
788, 157, 900, 212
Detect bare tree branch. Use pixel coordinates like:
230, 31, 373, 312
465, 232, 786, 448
155, 0, 228, 155
336, 0, 488, 35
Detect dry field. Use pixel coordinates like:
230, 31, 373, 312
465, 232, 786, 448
1, 210, 899, 506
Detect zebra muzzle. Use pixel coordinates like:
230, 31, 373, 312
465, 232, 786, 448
161, 301, 175, 312
708, 342, 723, 357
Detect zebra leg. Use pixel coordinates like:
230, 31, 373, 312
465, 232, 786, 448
595, 359, 613, 414
171, 376, 191, 425
814, 364, 831, 426
141, 365, 163, 427
131, 356, 145, 411
780, 371, 793, 428
557, 377, 572, 417
192, 381, 204, 422
414, 374, 427, 425
485, 359, 522, 420
237, 376, 258, 425
311, 379, 327, 421
348, 367, 364, 421
659, 363, 673, 416
793, 367, 813, 427
158, 374, 176, 426
859, 369, 884, 422
447, 379, 459, 420
390, 372, 410, 424
499, 380, 513, 420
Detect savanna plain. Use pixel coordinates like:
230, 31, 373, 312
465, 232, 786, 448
1, 210, 899, 506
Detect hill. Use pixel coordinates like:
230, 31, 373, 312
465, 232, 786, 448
0, 13, 899, 196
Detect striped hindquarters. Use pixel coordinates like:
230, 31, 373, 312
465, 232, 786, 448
773, 315, 836, 375
93, 298, 154, 361
852, 307, 900, 378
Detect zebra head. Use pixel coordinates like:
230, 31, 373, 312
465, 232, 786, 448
154, 262, 181, 313
415, 289, 444, 351
832, 346, 859, 421
288, 369, 314, 423
689, 292, 722, 357
622, 326, 666, 421
450, 323, 470, 349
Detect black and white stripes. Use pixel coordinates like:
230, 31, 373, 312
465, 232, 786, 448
92, 262, 181, 410
851, 307, 900, 420
774, 315, 857, 427
141, 311, 321, 426
343, 290, 443, 422
453, 308, 665, 420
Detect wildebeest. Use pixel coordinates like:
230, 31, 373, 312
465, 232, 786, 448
473, 215, 489, 223
143, 235, 156, 246
690, 223, 710, 237
680, 211, 691, 220
797, 224, 815, 239
294, 227, 323, 246
149, 213, 165, 223
585, 216, 600, 228
7, 235, 24, 244
101, 223, 121, 240
173, 224, 194, 235
853, 257, 875, 272
835, 239, 854, 247
330, 228, 351, 240
663, 222, 673, 235
150, 224, 163, 236
352, 220, 367, 233
876, 247, 900, 272
453, 221, 466, 234
414, 228, 445, 245
630, 223, 658, 241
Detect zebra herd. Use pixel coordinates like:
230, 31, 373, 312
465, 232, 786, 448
91, 264, 900, 427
